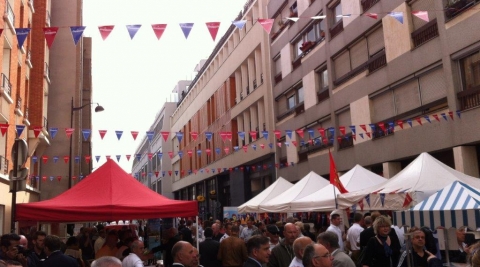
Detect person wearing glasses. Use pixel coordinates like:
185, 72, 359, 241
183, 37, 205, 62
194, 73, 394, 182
302, 244, 333, 267
122, 240, 146, 267
317, 232, 355, 267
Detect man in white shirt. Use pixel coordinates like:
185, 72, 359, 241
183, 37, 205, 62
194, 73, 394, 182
122, 240, 146, 267
326, 210, 345, 252
94, 229, 106, 254
346, 213, 364, 261
289, 237, 313, 267
219, 223, 232, 242
240, 218, 258, 242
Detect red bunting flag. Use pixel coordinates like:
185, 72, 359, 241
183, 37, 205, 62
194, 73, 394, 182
99, 130, 107, 139
65, 128, 74, 138
42, 176, 47, 181
226, 132, 232, 141
412, 11, 429, 22
161, 131, 170, 141
277, 142, 282, 147
352, 134, 356, 141
378, 122, 386, 132
131, 131, 139, 140
220, 132, 227, 142
296, 129, 304, 139
98, 25, 114, 40
191, 132, 198, 141
224, 147, 230, 154
274, 130, 281, 139
397, 120, 404, 129
243, 145, 248, 152
72, 176, 77, 180
366, 132, 371, 138
168, 151, 173, 159
63, 156, 69, 163
0, 123, 8, 136
193, 169, 197, 174
291, 141, 297, 147
337, 137, 342, 144
205, 22, 221, 41
359, 125, 367, 132
168, 170, 172, 176
155, 171, 159, 177
339, 127, 345, 136
57, 176, 62, 182
217, 168, 222, 173
43, 27, 59, 48
365, 13, 378, 19
151, 24, 167, 40
449, 111, 454, 120
415, 117, 423, 126
329, 150, 348, 193
85, 155, 91, 163
257, 19, 274, 34
187, 150, 193, 157
260, 143, 265, 149
33, 126, 43, 138
250, 131, 257, 141
42, 155, 48, 163
433, 114, 440, 121
205, 149, 211, 155
148, 153, 153, 160
126, 155, 131, 161
318, 128, 325, 137
402, 193, 413, 207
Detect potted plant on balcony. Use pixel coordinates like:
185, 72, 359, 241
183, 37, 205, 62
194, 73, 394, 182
300, 41, 315, 52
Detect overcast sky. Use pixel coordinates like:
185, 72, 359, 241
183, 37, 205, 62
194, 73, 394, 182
82, 0, 247, 172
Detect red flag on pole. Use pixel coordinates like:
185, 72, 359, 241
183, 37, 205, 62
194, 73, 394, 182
329, 150, 348, 193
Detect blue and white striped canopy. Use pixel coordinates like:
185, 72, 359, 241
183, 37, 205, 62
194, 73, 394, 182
394, 181, 480, 230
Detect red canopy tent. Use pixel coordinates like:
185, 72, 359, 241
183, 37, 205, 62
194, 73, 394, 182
16, 159, 198, 222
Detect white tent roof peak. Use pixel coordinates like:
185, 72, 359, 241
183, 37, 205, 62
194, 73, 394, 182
238, 177, 293, 213
260, 171, 330, 212
340, 164, 387, 190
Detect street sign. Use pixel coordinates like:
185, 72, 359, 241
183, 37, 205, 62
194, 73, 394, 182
11, 139, 28, 170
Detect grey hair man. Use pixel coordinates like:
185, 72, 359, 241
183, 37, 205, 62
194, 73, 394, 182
317, 232, 355, 267
92, 256, 122, 267
289, 237, 313, 267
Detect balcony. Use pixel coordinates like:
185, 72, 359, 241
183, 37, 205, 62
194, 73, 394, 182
338, 133, 354, 150
28, 0, 35, 12
3, 1, 15, 34
298, 137, 332, 155
0, 155, 8, 175
372, 125, 394, 140
361, 0, 380, 12
1, 73, 13, 104
317, 89, 330, 103
46, 10, 51, 26
294, 102, 305, 115
445, 0, 479, 20
44, 62, 51, 83
457, 85, 480, 110
367, 49, 387, 73
274, 72, 283, 84
411, 19, 439, 48
329, 20, 344, 39
26, 50, 32, 68
15, 97, 23, 117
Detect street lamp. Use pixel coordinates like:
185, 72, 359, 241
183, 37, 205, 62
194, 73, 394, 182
68, 97, 104, 188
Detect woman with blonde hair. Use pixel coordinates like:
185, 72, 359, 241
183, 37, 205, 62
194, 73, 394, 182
361, 215, 400, 267
467, 241, 480, 267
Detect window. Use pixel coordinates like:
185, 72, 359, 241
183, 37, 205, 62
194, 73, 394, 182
298, 87, 304, 103
458, 51, 480, 110
460, 51, 480, 91
444, 0, 480, 20
287, 95, 296, 109
292, 20, 325, 59
274, 54, 282, 84
317, 68, 329, 103
334, 3, 343, 23
290, 1, 298, 16
329, 1, 344, 38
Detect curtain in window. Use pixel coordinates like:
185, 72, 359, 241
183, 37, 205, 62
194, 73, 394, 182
367, 26, 385, 56
394, 79, 421, 115
350, 39, 368, 69
372, 91, 395, 122
419, 67, 447, 104
334, 50, 351, 79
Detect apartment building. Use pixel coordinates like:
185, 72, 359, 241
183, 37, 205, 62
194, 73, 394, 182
0, 0, 41, 234
268, 0, 480, 181
131, 99, 179, 199
170, 0, 275, 219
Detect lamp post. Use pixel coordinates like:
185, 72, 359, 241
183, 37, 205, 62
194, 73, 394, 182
68, 97, 104, 188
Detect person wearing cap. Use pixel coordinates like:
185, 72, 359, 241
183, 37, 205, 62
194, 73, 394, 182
266, 225, 281, 251
326, 210, 345, 252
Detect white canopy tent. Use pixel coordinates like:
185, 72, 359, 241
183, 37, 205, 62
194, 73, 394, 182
259, 171, 330, 213
337, 152, 480, 210
289, 165, 387, 212
393, 181, 480, 230
238, 177, 293, 213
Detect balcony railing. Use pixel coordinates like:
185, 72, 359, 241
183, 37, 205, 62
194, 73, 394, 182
372, 125, 394, 140
44, 62, 50, 80
457, 85, 480, 110
1, 73, 12, 96
445, 0, 478, 20
338, 133, 354, 149
317, 89, 330, 103
411, 19, 439, 48
361, 0, 380, 12
16, 97, 22, 109
0, 155, 8, 175
368, 49, 387, 73
329, 20, 344, 39
5, 1, 15, 27
274, 72, 282, 84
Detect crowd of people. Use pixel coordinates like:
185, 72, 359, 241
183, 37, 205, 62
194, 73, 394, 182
1, 213, 480, 267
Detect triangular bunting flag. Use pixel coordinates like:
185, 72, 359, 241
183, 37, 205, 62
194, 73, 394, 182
115, 130, 123, 140
403, 193, 413, 208
285, 130, 292, 139
70, 26, 86, 45
273, 130, 281, 140
99, 130, 107, 139
16, 125, 25, 137
42, 155, 48, 163
262, 130, 269, 140
85, 155, 91, 163
176, 132, 184, 142
131, 131, 139, 140
126, 24, 142, 39
161, 131, 170, 141
98, 25, 114, 40
412, 11, 429, 22
206, 22, 220, 41
33, 126, 42, 138
232, 20, 247, 29
415, 117, 423, 126
82, 129, 91, 141
205, 132, 213, 141
191, 132, 198, 141
257, 19, 274, 34
151, 24, 167, 40
296, 129, 304, 139
146, 131, 155, 142
249, 131, 257, 141
125, 155, 131, 161
65, 128, 74, 138
53, 156, 59, 163
389, 12, 404, 24
365, 13, 378, 19
63, 156, 69, 164
15, 28, 31, 48
179, 23, 194, 39
43, 27, 59, 48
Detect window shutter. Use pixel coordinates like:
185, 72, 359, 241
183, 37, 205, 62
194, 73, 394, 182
334, 51, 351, 80
337, 109, 352, 128
367, 27, 385, 56
350, 39, 368, 70
419, 67, 447, 104
394, 79, 421, 115
372, 91, 395, 122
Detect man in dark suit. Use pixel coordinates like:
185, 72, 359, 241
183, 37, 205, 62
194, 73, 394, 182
171, 241, 197, 267
199, 228, 221, 267
43, 235, 79, 267
244, 235, 271, 267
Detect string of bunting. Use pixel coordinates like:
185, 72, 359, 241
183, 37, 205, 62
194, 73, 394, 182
6, 9, 443, 48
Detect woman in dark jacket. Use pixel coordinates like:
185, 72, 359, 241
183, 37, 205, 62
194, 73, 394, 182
362, 216, 401, 267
